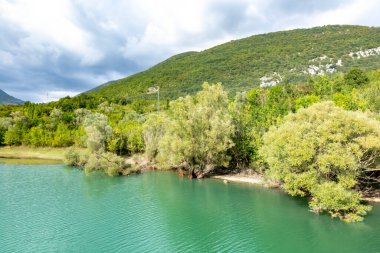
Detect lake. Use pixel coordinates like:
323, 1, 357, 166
0, 162, 380, 253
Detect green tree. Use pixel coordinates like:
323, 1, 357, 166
344, 68, 369, 88
260, 102, 379, 221
228, 92, 256, 168
0, 117, 11, 145
52, 123, 73, 147
82, 112, 112, 153
295, 95, 320, 110
157, 83, 234, 177
108, 119, 144, 155
143, 112, 169, 161
4, 111, 29, 146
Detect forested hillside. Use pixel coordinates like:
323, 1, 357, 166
89, 25, 380, 100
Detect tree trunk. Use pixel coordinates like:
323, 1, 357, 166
188, 168, 197, 179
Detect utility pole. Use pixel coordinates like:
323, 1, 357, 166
147, 85, 160, 111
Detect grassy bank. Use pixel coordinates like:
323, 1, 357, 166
0, 146, 67, 160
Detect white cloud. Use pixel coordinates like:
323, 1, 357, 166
0, 0, 103, 65
301, 0, 380, 27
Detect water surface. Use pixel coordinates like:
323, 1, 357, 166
0, 164, 379, 253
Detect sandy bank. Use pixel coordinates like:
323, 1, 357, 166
213, 174, 380, 203
212, 174, 265, 185
363, 197, 380, 203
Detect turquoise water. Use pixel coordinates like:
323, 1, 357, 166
0, 164, 379, 253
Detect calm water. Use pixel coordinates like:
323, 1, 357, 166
0, 163, 380, 253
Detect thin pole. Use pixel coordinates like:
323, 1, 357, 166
157, 87, 160, 111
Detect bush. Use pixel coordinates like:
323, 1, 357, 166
309, 182, 372, 222
84, 152, 137, 176
64, 147, 88, 167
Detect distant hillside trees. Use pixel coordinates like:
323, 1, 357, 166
344, 68, 370, 88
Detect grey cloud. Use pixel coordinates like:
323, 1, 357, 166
0, 4, 143, 102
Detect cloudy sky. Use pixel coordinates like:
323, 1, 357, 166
0, 0, 379, 102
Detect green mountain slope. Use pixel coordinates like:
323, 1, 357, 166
0, 89, 23, 105
89, 25, 380, 100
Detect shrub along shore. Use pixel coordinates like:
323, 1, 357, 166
1, 68, 380, 222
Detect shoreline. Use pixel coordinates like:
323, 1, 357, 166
2, 146, 380, 204
0, 146, 65, 160
212, 174, 380, 203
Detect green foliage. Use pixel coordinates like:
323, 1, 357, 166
260, 102, 380, 221
344, 68, 370, 88
157, 83, 234, 174
64, 147, 88, 167
83, 112, 113, 153
26, 126, 50, 146
4, 111, 29, 146
228, 92, 255, 168
312, 75, 333, 96
108, 119, 144, 155
143, 112, 169, 161
84, 152, 135, 176
52, 123, 74, 147
361, 81, 380, 113
332, 89, 367, 111
309, 182, 372, 222
0, 117, 11, 145
295, 95, 320, 110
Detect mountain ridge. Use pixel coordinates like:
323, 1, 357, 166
0, 89, 24, 105
88, 25, 380, 100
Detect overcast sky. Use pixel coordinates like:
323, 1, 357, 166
0, 0, 380, 102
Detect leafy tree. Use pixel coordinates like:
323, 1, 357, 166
332, 89, 367, 111
52, 123, 73, 147
157, 83, 234, 176
295, 95, 320, 110
260, 102, 380, 221
26, 126, 50, 146
4, 111, 29, 146
344, 68, 369, 88
83, 113, 113, 153
108, 119, 144, 155
228, 92, 256, 168
312, 75, 333, 97
0, 117, 11, 145
362, 81, 380, 113
143, 112, 169, 161
49, 108, 63, 129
